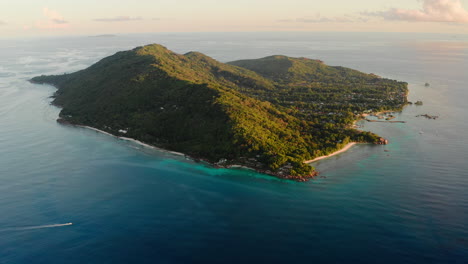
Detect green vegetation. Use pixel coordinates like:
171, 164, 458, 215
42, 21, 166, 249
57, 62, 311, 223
228, 56, 408, 114
31, 44, 408, 180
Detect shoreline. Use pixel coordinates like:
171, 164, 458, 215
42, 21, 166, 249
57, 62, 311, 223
77, 125, 186, 157
57, 118, 379, 182
304, 142, 357, 163
63, 122, 315, 181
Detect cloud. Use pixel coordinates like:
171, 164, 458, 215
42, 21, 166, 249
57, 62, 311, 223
94, 16, 143, 22
52, 18, 68, 24
42, 7, 68, 24
24, 8, 69, 30
43, 8, 68, 24
297, 17, 364, 23
278, 14, 367, 23
276, 19, 294, 23
363, 0, 468, 23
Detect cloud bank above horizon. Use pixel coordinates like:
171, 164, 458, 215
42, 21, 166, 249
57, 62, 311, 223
279, 14, 368, 24
365, 0, 468, 23
23, 8, 69, 30
93, 16, 143, 22
2, 0, 468, 37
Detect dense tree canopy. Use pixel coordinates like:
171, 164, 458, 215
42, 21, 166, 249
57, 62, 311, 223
31, 44, 407, 180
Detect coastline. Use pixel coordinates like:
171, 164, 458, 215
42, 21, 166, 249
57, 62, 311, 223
304, 142, 357, 164
77, 125, 186, 157
54, 117, 320, 181
60, 121, 316, 181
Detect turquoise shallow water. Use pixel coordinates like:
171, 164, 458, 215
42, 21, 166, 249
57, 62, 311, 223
0, 33, 467, 263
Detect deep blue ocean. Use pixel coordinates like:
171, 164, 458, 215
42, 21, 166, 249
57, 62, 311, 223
0, 32, 467, 263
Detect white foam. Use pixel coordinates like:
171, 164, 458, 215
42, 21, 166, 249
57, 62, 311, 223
0, 222, 73, 232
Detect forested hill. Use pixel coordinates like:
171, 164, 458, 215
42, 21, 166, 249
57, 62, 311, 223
228, 55, 408, 114
31, 44, 408, 181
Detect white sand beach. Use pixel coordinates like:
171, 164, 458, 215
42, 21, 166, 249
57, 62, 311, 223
304, 142, 356, 163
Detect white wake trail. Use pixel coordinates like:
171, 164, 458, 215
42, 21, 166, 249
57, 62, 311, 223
0, 223, 73, 232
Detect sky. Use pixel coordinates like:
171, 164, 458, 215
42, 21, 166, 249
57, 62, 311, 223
1, 0, 468, 37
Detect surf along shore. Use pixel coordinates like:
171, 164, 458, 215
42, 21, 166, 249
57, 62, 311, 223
59, 118, 367, 181
56, 118, 320, 181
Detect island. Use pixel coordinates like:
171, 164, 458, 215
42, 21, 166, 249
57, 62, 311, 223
31, 44, 408, 181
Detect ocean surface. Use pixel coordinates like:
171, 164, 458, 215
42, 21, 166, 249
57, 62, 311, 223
0, 32, 467, 263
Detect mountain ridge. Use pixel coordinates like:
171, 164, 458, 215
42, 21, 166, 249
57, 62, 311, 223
31, 44, 408, 181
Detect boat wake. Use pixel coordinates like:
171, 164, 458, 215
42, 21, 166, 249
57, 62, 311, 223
0, 223, 73, 232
